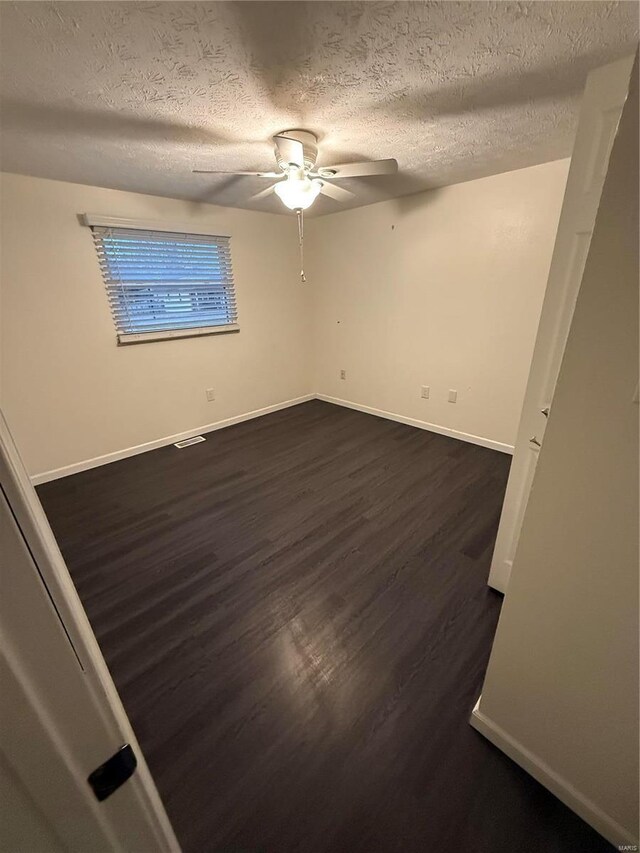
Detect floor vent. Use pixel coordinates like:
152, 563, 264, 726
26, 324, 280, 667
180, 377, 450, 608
174, 435, 206, 449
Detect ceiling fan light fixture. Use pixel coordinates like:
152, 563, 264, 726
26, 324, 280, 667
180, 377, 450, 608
274, 174, 322, 210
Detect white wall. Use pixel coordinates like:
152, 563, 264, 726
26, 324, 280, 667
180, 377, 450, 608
0, 160, 571, 478
309, 159, 570, 451
0, 173, 313, 478
473, 63, 638, 847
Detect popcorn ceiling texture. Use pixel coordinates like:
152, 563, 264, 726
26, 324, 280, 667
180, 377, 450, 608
0, 1, 637, 216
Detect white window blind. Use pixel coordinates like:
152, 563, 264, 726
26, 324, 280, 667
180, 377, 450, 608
90, 225, 239, 344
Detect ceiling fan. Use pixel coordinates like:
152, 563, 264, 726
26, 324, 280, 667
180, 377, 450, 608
193, 129, 398, 212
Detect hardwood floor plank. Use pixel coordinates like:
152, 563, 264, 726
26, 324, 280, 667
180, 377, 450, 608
37, 400, 612, 853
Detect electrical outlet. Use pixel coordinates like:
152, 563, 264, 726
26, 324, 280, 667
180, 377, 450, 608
206, 388, 215, 402
421, 385, 430, 399
448, 389, 457, 403
340, 370, 347, 380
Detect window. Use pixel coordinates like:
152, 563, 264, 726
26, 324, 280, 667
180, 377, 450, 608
88, 219, 238, 344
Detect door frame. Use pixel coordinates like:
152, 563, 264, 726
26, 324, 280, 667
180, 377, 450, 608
487, 53, 636, 594
0, 409, 180, 851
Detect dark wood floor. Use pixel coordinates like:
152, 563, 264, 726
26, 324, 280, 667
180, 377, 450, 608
38, 400, 612, 853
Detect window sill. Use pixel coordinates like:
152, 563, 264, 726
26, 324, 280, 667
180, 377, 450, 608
117, 324, 240, 345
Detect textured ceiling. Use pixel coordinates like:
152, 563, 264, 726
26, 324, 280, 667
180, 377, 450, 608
0, 1, 637, 216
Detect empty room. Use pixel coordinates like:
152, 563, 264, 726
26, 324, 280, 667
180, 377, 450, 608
0, 2, 638, 852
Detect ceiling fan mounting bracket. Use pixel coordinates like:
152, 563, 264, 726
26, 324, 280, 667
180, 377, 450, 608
274, 129, 318, 172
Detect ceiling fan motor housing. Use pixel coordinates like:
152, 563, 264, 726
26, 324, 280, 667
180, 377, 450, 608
274, 129, 318, 172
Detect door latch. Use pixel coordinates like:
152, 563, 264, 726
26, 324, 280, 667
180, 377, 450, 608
88, 744, 137, 802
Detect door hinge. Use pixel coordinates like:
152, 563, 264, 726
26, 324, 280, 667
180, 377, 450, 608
88, 744, 137, 802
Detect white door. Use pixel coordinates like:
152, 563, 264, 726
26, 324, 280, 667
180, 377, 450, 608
0, 410, 180, 852
488, 53, 635, 594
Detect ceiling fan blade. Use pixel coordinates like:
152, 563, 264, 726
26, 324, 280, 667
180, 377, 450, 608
319, 181, 355, 202
250, 184, 278, 201
320, 158, 398, 179
274, 135, 305, 167
192, 170, 281, 177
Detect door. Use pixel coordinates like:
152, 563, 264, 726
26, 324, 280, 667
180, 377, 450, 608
488, 53, 635, 594
0, 409, 180, 852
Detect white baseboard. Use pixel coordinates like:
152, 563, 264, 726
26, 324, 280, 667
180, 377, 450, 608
470, 697, 638, 849
316, 395, 514, 455
31, 394, 315, 485
31, 393, 513, 485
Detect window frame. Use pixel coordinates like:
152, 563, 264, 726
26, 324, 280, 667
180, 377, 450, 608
83, 214, 240, 345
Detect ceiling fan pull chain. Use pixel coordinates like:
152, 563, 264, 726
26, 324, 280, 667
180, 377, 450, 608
297, 208, 306, 283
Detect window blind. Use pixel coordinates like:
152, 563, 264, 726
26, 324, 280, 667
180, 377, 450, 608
91, 225, 238, 344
